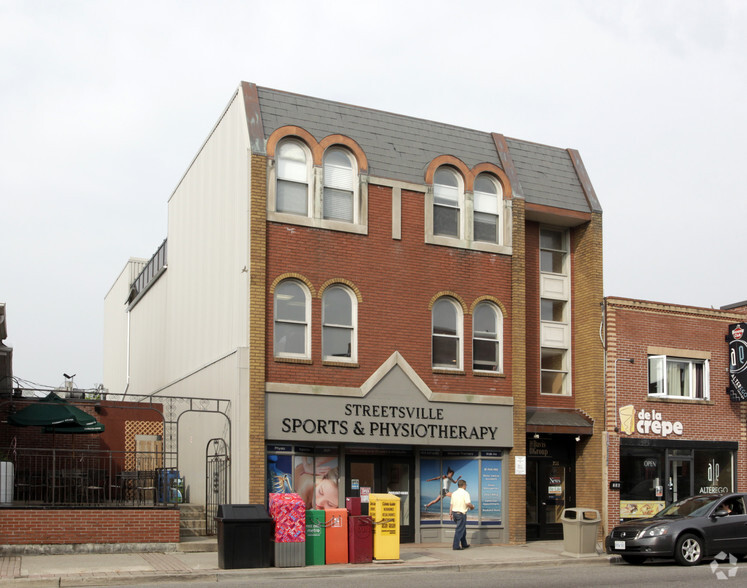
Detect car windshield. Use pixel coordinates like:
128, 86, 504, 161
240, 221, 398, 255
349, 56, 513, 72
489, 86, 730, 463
655, 495, 720, 518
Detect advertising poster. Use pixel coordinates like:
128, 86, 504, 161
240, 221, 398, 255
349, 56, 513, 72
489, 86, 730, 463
294, 455, 339, 510
420, 458, 479, 524
267, 454, 293, 496
480, 460, 502, 524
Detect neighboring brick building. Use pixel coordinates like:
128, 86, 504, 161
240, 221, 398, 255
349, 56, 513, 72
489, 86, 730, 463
104, 82, 605, 544
603, 297, 747, 533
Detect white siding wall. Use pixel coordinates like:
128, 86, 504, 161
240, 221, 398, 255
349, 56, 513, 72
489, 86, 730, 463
106, 89, 253, 504
163, 91, 250, 385
103, 259, 146, 395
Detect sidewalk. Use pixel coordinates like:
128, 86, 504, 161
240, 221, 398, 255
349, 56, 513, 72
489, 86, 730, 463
0, 538, 613, 587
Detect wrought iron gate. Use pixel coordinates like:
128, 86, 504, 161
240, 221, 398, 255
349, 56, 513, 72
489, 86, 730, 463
205, 438, 230, 535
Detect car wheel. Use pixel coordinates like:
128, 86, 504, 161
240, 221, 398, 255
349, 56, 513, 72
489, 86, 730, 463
674, 533, 703, 566
620, 555, 646, 565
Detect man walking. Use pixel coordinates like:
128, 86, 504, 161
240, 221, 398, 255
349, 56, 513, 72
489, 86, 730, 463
449, 479, 474, 550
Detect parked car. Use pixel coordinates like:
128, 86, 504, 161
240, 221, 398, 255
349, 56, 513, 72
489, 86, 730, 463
606, 493, 747, 565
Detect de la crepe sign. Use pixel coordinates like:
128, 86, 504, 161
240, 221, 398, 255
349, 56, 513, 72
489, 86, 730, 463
727, 323, 747, 402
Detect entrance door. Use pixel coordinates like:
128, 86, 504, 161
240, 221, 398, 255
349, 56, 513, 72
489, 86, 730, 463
345, 456, 414, 543
527, 459, 569, 540
666, 455, 693, 504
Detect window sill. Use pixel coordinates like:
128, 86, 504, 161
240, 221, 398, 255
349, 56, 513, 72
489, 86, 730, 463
268, 211, 368, 235
473, 371, 505, 378
426, 233, 512, 256
322, 360, 359, 368
432, 368, 465, 375
646, 396, 713, 405
274, 357, 313, 365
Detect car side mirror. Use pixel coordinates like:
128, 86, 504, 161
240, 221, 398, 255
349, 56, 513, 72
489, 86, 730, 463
713, 509, 729, 518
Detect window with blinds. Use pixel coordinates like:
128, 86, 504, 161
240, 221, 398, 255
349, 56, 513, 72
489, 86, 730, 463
323, 149, 355, 222
277, 140, 311, 216
433, 167, 461, 237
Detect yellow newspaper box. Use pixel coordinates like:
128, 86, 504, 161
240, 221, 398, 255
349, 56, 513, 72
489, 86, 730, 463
368, 493, 400, 560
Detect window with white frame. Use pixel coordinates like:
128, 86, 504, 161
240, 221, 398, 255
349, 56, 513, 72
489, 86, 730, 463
433, 167, 463, 237
473, 174, 501, 244
323, 148, 357, 223
541, 348, 567, 395
322, 285, 356, 361
276, 140, 312, 216
432, 297, 462, 369
274, 280, 311, 359
540, 227, 570, 395
648, 355, 709, 399
473, 301, 502, 372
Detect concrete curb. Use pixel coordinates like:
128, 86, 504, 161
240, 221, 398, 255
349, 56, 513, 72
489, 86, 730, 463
0, 555, 616, 588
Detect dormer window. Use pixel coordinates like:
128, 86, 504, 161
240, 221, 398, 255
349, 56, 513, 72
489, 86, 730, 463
433, 167, 463, 238
323, 148, 357, 223
276, 140, 312, 216
473, 174, 501, 244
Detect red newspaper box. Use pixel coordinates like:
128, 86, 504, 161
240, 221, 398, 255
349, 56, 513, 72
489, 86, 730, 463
346, 496, 361, 516
324, 508, 348, 564
348, 515, 373, 564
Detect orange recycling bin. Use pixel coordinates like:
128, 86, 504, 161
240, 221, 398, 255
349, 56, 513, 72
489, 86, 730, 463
369, 493, 400, 560
324, 508, 348, 564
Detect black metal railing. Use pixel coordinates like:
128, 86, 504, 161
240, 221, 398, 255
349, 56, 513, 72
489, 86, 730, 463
8, 447, 180, 508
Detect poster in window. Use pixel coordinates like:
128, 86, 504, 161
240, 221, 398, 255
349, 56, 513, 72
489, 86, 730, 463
420, 458, 478, 524
480, 460, 502, 525
293, 455, 339, 510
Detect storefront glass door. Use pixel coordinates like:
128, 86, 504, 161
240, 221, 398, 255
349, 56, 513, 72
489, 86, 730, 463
345, 456, 414, 542
666, 454, 692, 504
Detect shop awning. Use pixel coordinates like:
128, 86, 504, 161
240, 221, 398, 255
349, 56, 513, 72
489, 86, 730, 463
526, 408, 593, 435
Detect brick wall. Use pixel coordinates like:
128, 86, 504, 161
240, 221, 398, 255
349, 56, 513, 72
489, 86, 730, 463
249, 153, 268, 503
0, 509, 180, 545
604, 297, 747, 530
264, 182, 515, 399
570, 212, 605, 519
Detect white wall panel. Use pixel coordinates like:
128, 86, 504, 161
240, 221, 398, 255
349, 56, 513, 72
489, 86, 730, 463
103, 259, 146, 395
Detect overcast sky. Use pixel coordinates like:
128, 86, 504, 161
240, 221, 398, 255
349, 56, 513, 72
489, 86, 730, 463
2, 0, 746, 390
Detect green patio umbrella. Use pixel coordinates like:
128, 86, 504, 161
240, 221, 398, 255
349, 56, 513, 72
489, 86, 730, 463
8, 392, 104, 433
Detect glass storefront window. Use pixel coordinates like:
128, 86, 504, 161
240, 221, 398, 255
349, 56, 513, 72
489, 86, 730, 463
620, 446, 666, 519
694, 450, 733, 494
620, 447, 665, 501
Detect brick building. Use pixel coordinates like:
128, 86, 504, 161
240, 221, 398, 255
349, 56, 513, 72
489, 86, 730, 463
104, 82, 605, 544
603, 297, 747, 533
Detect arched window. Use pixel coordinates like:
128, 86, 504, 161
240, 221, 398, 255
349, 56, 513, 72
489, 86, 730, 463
323, 148, 357, 222
433, 167, 463, 237
432, 297, 462, 369
322, 285, 356, 361
274, 280, 311, 358
473, 174, 501, 244
473, 302, 503, 372
276, 140, 312, 216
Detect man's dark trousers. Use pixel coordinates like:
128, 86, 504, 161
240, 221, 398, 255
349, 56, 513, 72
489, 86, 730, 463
452, 512, 468, 549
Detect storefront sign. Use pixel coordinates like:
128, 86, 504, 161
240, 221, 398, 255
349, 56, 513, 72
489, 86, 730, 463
727, 323, 747, 401
266, 363, 513, 447
618, 405, 683, 437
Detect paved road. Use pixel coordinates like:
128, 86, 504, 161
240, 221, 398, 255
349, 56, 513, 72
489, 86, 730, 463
96, 559, 747, 588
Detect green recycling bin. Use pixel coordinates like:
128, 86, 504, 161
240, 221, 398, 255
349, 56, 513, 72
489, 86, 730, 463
305, 509, 325, 565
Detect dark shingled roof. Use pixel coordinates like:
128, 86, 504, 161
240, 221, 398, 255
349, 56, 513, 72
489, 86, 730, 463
256, 86, 596, 214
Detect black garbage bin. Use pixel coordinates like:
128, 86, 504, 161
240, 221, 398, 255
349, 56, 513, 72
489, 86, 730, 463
216, 504, 274, 569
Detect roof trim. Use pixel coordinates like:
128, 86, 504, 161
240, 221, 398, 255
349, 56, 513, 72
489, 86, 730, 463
567, 149, 602, 213
241, 81, 266, 155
